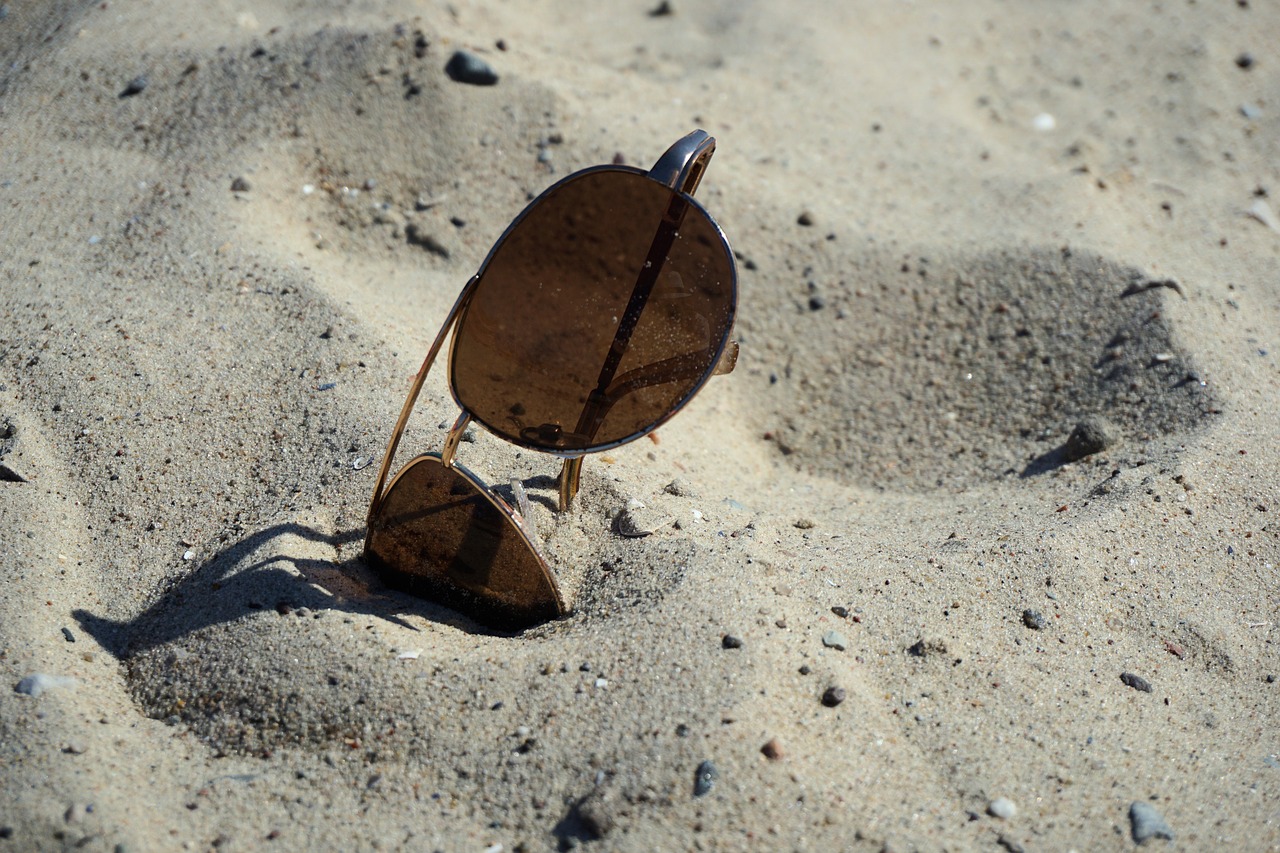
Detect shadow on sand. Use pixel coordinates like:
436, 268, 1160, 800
72, 520, 512, 659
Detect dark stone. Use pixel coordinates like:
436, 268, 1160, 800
721, 634, 743, 649
693, 760, 717, 796
1022, 609, 1047, 630
821, 686, 846, 707
445, 51, 498, 85
1063, 416, 1118, 461
119, 75, 148, 98
1121, 672, 1153, 693
230, 176, 250, 192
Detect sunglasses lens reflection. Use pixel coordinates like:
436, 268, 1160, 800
366, 454, 562, 629
452, 169, 735, 453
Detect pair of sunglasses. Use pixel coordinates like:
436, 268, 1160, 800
363, 130, 738, 629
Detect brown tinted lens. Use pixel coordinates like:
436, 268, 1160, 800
365, 454, 563, 629
451, 168, 735, 452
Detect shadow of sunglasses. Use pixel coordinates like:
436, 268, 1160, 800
365, 130, 738, 630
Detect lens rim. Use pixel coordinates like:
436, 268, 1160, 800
445, 164, 738, 458
365, 452, 565, 629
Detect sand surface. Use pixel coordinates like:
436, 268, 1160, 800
2, 1, 1278, 850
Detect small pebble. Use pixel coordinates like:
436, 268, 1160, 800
15, 673, 77, 697
988, 797, 1017, 820
1121, 672, 1153, 693
793, 518, 814, 529
693, 760, 717, 796
649, 0, 673, 16
808, 295, 826, 311
821, 686, 846, 707
230, 176, 251, 192
721, 634, 743, 650
119, 75, 147, 98
575, 787, 615, 838
1129, 801, 1174, 843
663, 478, 697, 497
1063, 416, 1118, 461
796, 211, 814, 226
760, 738, 784, 760
445, 50, 498, 85
62, 740, 87, 755
1022, 609, 1047, 630
1235, 52, 1255, 70
61, 627, 75, 643
821, 630, 847, 651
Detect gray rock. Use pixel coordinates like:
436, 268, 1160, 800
119, 75, 147, 98
821, 630, 847, 651
1121, 672, 1153, 693
15, 673, 77, 697
693, 760, 717, 796
1129, 801, 1174, 843
1022, 609, 1047, 630
445, 50, 498, 85
663, 478, 697, 497
1063, 416, 1118, 461
821, 686, 846, 707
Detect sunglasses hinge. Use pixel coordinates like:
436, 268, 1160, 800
441, 410, 472, 468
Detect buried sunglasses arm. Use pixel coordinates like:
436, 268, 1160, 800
554, 339, 738, 510
366, 276, 479, 527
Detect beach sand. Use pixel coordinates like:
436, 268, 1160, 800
2, 1, 1278, 850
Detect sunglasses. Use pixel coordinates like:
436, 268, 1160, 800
363, 130, 738, 629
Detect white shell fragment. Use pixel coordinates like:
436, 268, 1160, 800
1247, 199, 1280, 233
396, 649, 421, 661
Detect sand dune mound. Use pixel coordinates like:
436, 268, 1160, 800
753, 246, 1218, 492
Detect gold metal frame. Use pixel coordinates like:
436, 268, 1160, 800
365, 129, 737, 565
